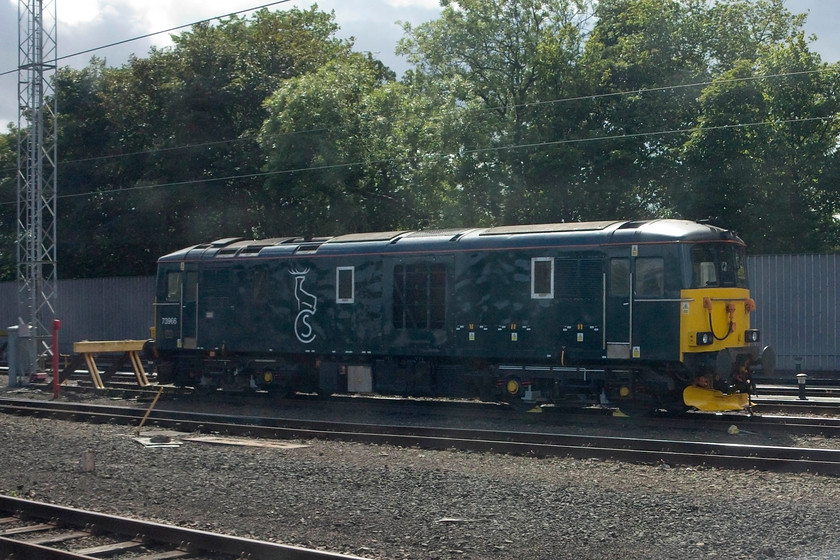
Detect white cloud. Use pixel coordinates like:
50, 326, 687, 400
384, 0, 441, 7
0, 0, 439, 126
57, 0, 109, 27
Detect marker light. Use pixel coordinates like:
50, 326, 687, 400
692, 332, 714, 346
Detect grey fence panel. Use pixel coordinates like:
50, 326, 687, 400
748, 254, 840, 374
0, 276, 155, 355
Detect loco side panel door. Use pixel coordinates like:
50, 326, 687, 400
153, 262, 199, 351
385, 257, 451, 354
632, 252, 681, 362
180, 264, 199, 349
605, 257, 632, 359
154, 265, 182, 351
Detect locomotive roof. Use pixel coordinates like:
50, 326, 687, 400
158, 219, 743, 262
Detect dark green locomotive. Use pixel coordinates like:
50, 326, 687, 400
152, 219, 772, 411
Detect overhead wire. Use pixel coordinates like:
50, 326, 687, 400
0, 0, 292, 78
0, 112, 821, 206
2, 0, 837, 170
3, 64, 834, 175
1, 78, 837, 200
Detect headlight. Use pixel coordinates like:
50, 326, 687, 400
691, 332, 714, 346
745, 329, 760, 343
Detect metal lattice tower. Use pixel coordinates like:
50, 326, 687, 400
17, 0, 58, 376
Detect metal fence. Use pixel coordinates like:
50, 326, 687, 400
748, 254, 840, 374
0, 255, 837, 374
0, 276, 155, 356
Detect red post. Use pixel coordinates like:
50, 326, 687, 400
52, 319, 61, 399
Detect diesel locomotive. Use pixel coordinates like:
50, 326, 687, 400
151, 219, 774, 412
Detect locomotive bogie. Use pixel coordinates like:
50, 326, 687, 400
152, 220, 766, 412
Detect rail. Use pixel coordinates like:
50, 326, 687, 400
0, 495, 371, 559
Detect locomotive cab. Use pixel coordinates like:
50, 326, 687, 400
679, 238, 771, 410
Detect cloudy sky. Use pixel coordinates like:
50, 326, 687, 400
1, 0, 838, 128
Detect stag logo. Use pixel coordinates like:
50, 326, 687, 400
290, 268, 317, 344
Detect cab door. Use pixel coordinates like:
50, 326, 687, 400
154, 266, 182, 351
605, 257, 632, 359
154, 263, 199, 350
180, 264, 199, 349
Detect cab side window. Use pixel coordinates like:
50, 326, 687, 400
635, 258, 664, 298
609, 258, 630, 297
165, 271, 181, 302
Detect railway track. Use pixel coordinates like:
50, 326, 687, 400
0, 495, 369, 560
18, 375, 840, 431
29, 370, 840, 420
2, 397, 840, 476
16, 363, 840, 418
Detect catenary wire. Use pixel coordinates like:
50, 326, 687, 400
0, 110, 835, 201
3, 65, 833, 175
0, 0, 292, 78
10, 113, 824, 205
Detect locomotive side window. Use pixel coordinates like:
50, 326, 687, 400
635, 258, 664, 298
393, 263, 446, 329
184, 271, 198, 303
337, 267, 355, 304
531, 257, 554, 299
165, 271, 181, 302
609, 258, 630, 297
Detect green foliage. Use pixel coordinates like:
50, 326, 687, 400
398, 0, 596, 225
678, 39, 840, 252
0, 129, 16, 280
260, 51, 455, 235
52, 7, 352, 278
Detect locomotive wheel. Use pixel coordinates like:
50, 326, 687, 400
505, 377, 522, 397
263, 369, 293, 398
504, 378, 525, 410
503, 377, 541, 412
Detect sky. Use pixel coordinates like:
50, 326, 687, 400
1, 0, 839, 129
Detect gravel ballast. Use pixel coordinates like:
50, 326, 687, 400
2, 387, 840, 559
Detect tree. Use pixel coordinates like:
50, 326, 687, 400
53, 7, 353, 277
0, 128, 16, 280
398, 0, 595, 225
15, 0, 837, 283
260, 53, 430, 237
677, 4, 840, 252
578, 0, 712, 220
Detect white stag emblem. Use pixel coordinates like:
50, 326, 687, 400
290, 268, 317, 343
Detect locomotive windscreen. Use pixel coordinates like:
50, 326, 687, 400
690, 243, 748, 288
